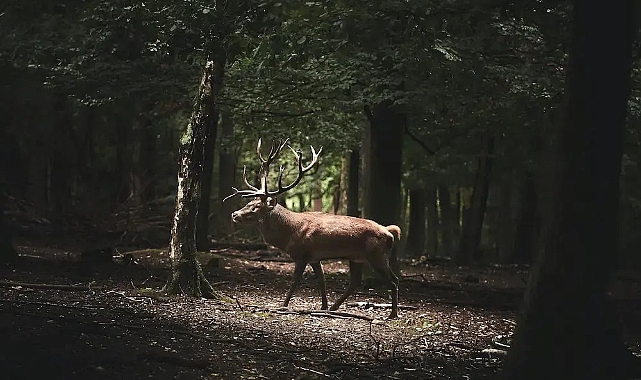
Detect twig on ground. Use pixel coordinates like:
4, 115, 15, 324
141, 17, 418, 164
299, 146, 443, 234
234, 297, 243, 311
292, 362, 332, 378
0, 280, 93, 291
106, 290, 144, 303
348, 301, 418, 310
272, 308, 374, 321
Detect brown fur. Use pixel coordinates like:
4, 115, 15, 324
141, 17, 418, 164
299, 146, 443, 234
232, 197, 400, 318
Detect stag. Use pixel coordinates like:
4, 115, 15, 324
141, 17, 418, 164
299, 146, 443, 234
224, 138, 400, 319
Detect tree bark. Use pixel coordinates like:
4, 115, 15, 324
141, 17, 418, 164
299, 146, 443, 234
50, 95, 74, 212
0, 194, 17, 265
363, 101, 404, 271
164, 56, 225, 298
139, 117, 157, 203
405, 188, 426, 258
458, 132, 494, 264
511, 172, 540, 264
346, 148, 360, 217
115, 108, 133, 205
438, 185, 457, 257
195, 107, 219, 251
426, 184, 438, 257
500, 2, 639, 379
497, 178, 515, 263
217, 110, 236, 235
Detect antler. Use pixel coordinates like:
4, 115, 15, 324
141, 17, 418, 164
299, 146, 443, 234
222, 138, 323, 201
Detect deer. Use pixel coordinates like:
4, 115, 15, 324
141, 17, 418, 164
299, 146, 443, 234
223, 138, 401, 319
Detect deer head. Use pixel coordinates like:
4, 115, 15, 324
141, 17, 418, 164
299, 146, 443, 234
225, 138, 322, 225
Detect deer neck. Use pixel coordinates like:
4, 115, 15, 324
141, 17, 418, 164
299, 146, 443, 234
258, 204, 298, 250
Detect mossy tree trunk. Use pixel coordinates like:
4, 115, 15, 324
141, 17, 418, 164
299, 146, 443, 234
500, 2, 640, 379
195, 106, 219, 251
164, 56, 225, 298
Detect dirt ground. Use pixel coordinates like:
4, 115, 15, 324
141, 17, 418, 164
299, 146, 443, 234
1, 239, 640, 380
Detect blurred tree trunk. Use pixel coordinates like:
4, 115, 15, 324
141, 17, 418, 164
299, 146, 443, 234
164, 56, 225, 298
50, 95, 74, 212
458, 132, 494, 264
139, 117, 157, 203
0, 195, 17, 265
363, 101, 404, 272
439, 185, 457, 257
217, 110, 236, 235
405, 188, 426, 258
346, 148, 360, 217
511, 172, 540, 264
426, 185, 438, 257
500, 2, 640, 378
195, 106, 219, 251
497, 178, 515, 263
115, 108, 133, 205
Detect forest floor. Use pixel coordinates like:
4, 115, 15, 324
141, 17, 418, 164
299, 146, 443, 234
1, 237, 641, 380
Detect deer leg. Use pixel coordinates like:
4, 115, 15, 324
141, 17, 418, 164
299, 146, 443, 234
329, 261, 363, 311
282, 260, 307, 307
371, 264, 399, 319
309, 262, 328, 310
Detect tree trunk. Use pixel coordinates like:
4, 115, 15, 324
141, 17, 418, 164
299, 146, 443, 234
500, 3, 639, 379
405, 188, 426, 258
426, 185, 438, 257
164, 57, 225, 298
217, 110, 236, 235
346, 148, 360, 217
313, 179, 323, 212
511, 172, 540, 264
115, 109, 132, 205
497, 178, 515, 263
195, 107, 219, 251
438, 185, 457, 257
458, 133, 494, 264
50, 95, 74, 212
139, 117, 157, 203
363, 102, 404, 272
0, 195, 17, 265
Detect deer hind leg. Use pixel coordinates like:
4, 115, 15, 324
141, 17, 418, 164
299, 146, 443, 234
329, 260, 363, 311
282, 260, 307, 308
370, 261, 399, 319
309, 262, 328, 310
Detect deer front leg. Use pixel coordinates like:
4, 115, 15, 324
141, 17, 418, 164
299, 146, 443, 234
282, 260, 307, 308
329, 261, 363, 311
309, 262, 328, 310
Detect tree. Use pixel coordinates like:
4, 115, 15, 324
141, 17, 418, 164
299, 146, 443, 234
164, 57, 224, 297
0, 197, 17, 265
500, 2, 640, 379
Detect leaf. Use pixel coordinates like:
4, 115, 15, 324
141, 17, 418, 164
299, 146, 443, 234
297, 36, 307, 45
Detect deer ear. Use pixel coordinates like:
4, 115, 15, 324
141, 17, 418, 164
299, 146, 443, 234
266, 196, 278, 209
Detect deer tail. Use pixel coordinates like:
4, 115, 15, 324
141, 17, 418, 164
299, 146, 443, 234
386, 225, 402, 267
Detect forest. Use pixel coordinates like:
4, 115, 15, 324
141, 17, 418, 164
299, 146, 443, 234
1, 1, 641, 379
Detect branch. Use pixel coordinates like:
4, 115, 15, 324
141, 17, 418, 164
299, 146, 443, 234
0, 280, 95, 291
405, 127, 437, 155
250, 109, 316, 118
257, 307, 374, 321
